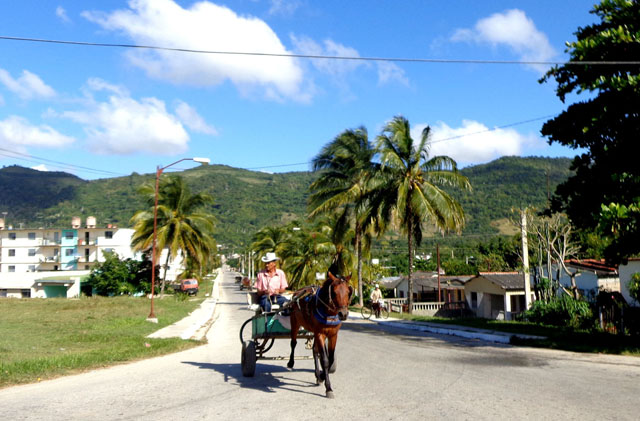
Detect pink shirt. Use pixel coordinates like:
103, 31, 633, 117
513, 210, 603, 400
256, 268, 288, 295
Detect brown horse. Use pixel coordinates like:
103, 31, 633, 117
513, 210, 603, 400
287, 272, 353, 398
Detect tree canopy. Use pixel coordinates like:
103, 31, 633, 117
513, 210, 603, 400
540, 0, 640, 262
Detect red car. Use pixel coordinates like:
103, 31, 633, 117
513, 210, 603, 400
176, 278, 199, 295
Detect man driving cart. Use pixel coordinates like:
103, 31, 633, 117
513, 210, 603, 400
256, 252, 289, 312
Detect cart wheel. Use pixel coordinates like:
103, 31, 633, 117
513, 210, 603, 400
256, 338, 275, 354
241, 341, 256, 377
239, 318, 253, 344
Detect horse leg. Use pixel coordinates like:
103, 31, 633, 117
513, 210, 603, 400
328, 333, 338, 374
313, 335, 325, 385
318, 336, 334, 398
287, 316, 298, 369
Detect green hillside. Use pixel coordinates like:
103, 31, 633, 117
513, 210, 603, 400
0, 156, 572, 248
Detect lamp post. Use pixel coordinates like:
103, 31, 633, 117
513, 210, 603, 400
147, 157, 210, 322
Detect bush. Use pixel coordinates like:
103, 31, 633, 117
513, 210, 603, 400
628, 273, 640, 306
521, 295, 593, 329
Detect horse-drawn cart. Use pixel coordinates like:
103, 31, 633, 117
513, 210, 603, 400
239, 292, 313, 377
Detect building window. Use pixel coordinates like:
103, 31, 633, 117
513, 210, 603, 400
28, 249, 36, 257
104, 248, 114, 254
105, 231, 113, 239
65, 249, 74, 257
65, 231, 73, 240
8, 249, 15, 257
28, 265, 36, 272
9, 233, 16, 240
471, 292, 478, 309
8, 266, 15, 272
85, 265, 90, 270
28, 232, 36, 240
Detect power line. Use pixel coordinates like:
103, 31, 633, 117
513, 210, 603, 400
242, 114, 556, 170
0, 147, 125, 177
1, 35, 639, 66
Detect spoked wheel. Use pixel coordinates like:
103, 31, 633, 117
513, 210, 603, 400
380, 307, 389, 319
361, 306, 372, 320
239, 318, 274, 354
241, 341, 256, 377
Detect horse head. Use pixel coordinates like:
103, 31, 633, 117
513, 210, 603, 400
326, 272, 353, 321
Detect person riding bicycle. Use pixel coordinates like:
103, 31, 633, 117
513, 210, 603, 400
370, 284, 383, 318
256, 252, 289, 313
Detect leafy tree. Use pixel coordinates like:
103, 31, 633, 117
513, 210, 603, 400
627, 272, 640, 305
540, 0, 640, 262
598, 199, 640, 263
375, 116, 471, 313
130, 175, 217, 294
309, 127, 378, 306
278, 222, 336, 289
85, 251, 154, 296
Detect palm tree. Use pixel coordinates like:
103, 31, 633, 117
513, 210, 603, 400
250, 225, 290, 259
375, 116, 471, 313
130, 175, 216, 294
309, 127, 378, 305
279, 222, 336, 289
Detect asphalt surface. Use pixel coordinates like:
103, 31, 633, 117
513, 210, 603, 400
2, 269, 639, 420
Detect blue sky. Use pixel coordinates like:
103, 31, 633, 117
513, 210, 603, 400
0, 0, 596, 180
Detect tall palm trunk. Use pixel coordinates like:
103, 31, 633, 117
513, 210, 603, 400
160, 251, 171, 296
407, 213, 414, 314
355, 223, 363, 306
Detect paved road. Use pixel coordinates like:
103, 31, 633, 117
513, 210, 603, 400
2, 270, 639, 420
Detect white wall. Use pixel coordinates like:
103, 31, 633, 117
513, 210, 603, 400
619, 260, 640, 306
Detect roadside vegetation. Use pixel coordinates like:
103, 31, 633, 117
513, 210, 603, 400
0, 283, 212, 389
373, 310, 640, 356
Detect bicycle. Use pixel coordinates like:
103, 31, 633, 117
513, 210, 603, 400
361, 302, 389, 320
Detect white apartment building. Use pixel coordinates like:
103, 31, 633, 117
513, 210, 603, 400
0, 217, 184, 299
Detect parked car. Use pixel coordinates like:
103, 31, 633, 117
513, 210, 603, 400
173, 278, 199, 295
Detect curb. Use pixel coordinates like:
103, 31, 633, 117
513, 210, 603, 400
349, 314, 545, 344
147, 269, 222, 340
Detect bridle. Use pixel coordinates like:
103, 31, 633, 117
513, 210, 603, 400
316, 277, 350, 315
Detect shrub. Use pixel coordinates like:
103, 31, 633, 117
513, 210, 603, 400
628, 273, 640, 306
521, 295, 592, 329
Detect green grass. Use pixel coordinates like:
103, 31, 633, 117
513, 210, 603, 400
352, 307, 640, 356
0, 282, 213, 389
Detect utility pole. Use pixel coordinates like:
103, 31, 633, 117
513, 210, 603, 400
521, 209, 532, 309
437, 244, 441, 303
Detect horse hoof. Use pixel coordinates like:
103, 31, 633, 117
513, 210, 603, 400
316, 378, 324, 385
287, 361, 294, 369
326, 391, 335, 399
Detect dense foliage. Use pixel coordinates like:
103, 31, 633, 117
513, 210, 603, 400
84, 251, 154, 296
540, 0, 640, 262
1, 157, 570, 251
520, 295, 593, 329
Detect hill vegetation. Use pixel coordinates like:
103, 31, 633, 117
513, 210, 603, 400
0, 156, 571, 249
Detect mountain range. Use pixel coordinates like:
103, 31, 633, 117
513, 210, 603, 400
0, 156, 572, 250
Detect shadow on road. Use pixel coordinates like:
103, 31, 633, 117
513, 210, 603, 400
181, 361, 322, 397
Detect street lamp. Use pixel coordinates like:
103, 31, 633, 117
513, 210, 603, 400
147, 157, 210, 322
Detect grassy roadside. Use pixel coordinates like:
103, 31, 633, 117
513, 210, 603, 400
0, 279, 213, 389
352, 306, 640, 356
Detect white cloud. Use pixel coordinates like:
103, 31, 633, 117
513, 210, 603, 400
451, 9, 555, 72
56, 6, 71, 23
0, 69, 56, 100
0, 115, 75, 147
268, 0, 301, 16
175, 100, 218, 135
32, 164, 49, 172
82, 0, 308, 101
377, 61, 409, 86
61, 85, 190, 155
412, 120, 545, 166
291, 35, 365, 76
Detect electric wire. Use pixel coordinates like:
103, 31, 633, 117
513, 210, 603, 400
1, 35, 639, 66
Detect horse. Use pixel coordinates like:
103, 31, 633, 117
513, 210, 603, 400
286, 272, 353, 398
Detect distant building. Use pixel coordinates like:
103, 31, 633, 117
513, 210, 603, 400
0, 217, 183, 298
